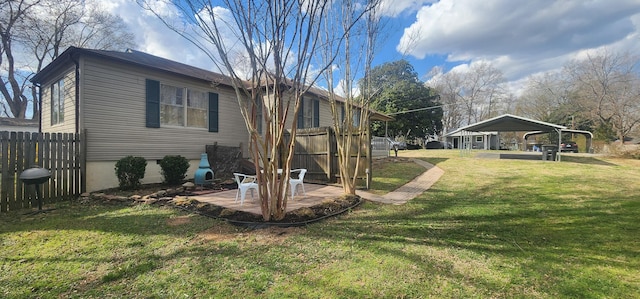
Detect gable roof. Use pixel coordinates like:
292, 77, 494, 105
31, 46, 393, 121
31, 46, 232, 85
0, 117, 39, 131
443, 129, 497, 137
0, 117, 38, 126
457, 114, 566, 132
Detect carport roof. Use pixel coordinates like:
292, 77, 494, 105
458, 114, 566, 132
443, 130, 497, 137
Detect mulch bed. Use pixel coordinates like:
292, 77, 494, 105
88, 183, 362, 228
170, 194, 362, 227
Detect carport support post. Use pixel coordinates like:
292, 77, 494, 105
556, 128, 562, 161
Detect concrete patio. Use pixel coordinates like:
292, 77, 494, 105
188, 183, 349, 215
186, 159, 444, 215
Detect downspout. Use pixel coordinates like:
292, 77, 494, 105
69, 52, 86, 193
34, 82, 42, 132
70, 53, 80, 134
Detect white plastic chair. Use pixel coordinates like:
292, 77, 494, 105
290, 169, 307, 199
233, 173, 259, 205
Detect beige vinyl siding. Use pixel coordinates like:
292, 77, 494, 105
261, 93, 336, 131
280, 93, 297, 129
41, 67, 76, 134
260, 92, 297, 130
317, 98, 334, 127
79, 56, 249, 162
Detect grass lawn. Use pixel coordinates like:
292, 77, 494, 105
1, 150, 639, 298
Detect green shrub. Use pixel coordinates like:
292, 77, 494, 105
159, 155, 190, 185
115, 156, 147, 190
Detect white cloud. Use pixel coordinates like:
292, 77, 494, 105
95, 0, 221, 72
398, 0, 640, 81
378, 0, 436, 17
25, 0, 640, 98
98, 0, 323, 81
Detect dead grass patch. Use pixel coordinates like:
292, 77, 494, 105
195, 225, 304, 245
166, 215, 192, 226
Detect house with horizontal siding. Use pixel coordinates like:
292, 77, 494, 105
0, 117, 39, 132
443, 129, 499, 150
31, 47, 390, 192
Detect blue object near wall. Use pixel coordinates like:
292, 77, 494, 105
194, 153, 214, 185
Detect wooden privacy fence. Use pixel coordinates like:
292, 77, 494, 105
286, 127, 371, 187
0, 131, 85, 212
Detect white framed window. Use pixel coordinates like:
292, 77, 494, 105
160, 84, 208, 129
186, 89, 208, 129
340, 104, 361, 128
51, 79, 64, 125
298, 97, 319, 129
352, 109, 361, 127
475, 136, 483, 142
303, 97, 313, 128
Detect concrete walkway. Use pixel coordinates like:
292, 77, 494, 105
356, 159, 444, 205
188, 159, 444, 214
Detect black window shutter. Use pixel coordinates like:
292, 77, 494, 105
297, 98, 304, 129
145, 79, 160, 128
208, 92, 219, 132
313, 99, 320, 127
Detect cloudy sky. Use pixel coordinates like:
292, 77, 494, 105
100, 0, 640, 93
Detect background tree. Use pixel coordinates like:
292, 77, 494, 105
516, 71, 579, 125
459, 61, 505, 123
564, 50, 640, 141
1, 0, 40, 118
365, 60, 442, 140
428, 61, 505, 132
144, 0, 378, 220
427, 66, 463, 134
1, 0, 135, 119
517, 49, 640, 142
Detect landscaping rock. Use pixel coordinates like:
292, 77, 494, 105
104, 195, 128, 202
172, 196, 193, 206
144, 198, 159, 204
91, 192, 105, 199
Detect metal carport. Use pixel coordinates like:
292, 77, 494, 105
455, 114, 568, 161
523, 129, 594, 153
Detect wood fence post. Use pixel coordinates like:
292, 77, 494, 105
43, 133, 51, 202
1, 131, 9, 212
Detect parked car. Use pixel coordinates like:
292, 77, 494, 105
406, 143, 422, 150
425, 141, 444, 149
560, 141, 578, 153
